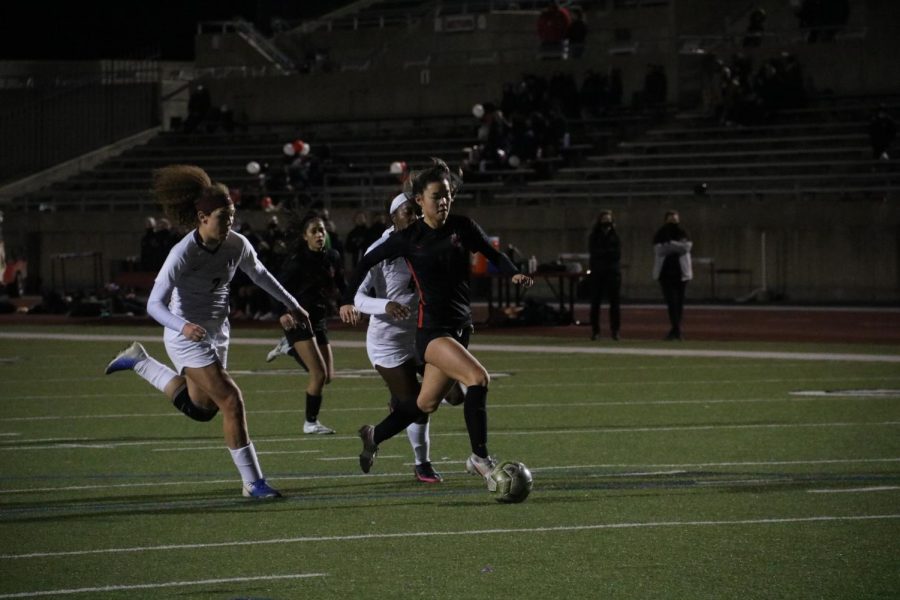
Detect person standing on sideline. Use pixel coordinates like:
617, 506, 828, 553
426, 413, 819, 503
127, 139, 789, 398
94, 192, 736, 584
652, 210, 693, 340
339, 159, 533, 487
264, 212, 345, 435
105, 164, 309, 499
588, 210, 621, 340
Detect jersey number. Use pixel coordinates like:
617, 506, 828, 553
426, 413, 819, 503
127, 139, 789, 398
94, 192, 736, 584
209, 277, 221, 293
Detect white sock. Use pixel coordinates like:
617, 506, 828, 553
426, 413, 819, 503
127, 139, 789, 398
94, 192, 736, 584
133, 354, 177, 394
407, 421, 430, 465
229, 442, 264, 484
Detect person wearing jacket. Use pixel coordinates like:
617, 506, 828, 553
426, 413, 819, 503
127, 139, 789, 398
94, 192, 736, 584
652, 210, 693, 340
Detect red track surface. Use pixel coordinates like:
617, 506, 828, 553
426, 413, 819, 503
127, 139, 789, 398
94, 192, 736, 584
2, 304, 898, 345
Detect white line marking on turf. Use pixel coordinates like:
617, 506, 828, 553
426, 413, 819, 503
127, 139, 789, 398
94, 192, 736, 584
2, 458, 897, 496
2, 393, 897, 424
3, 515, 898, 560
3, 331, 899, 363
0, 573, 326, 599
3, 421, 899, 452
807, 486, 900, 494
150, 446, 321, 453
317, 455, 403, 461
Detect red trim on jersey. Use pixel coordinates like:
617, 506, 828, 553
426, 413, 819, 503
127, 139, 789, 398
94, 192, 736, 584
404, 258, 426, 328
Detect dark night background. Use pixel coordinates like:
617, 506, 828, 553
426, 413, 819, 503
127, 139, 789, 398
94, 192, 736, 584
2, 1, 354, 60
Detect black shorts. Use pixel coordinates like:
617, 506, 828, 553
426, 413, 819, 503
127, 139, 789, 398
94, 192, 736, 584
284, 317, 329, 346
415, 325, 472, 364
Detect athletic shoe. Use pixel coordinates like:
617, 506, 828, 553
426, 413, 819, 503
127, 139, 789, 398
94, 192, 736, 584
104, 342, 148, 374
358, 425, 378, 473
414, 462, 443, 483
465, 453, 498, 480
303, 420, 335, 435
265, 337, 291, 363
242, 478, 282, 499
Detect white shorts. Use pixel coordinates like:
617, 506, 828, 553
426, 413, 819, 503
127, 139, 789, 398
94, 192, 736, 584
164, 320, 230, 374
366, 324, 416, 369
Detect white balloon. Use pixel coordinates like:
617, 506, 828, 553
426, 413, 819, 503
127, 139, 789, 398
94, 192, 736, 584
283, 142, 296, 156
389, 161, 403, 175
472, 103, 485, 119
246, 161, 261, 175
508, 155, 521, 168
300, 143, 311, 156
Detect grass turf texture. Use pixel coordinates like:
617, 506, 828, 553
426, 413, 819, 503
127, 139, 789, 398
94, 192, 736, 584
0, 324, 898, 599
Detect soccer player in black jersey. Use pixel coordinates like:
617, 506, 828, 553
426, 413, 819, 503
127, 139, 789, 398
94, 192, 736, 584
339, 158, 533, 486
274, 212, 347, 435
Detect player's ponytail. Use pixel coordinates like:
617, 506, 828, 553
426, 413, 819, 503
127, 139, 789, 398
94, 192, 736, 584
153, 165, 229, 228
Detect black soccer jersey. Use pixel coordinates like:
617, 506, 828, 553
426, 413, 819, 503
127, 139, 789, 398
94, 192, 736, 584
280, 245, 347, 322
343, 214, 519, 329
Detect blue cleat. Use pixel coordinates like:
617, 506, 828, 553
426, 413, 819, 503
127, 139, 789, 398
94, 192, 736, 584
242, 478, 282, 499
104, 342, 148, 374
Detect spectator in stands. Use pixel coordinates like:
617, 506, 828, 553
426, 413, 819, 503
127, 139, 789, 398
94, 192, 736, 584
183, 84, 211, 134
588, 210, 621, 341
345, 211, 372, 270
139, 217, 158, 271
868, 106, 897, 160
140, 217, 179, 272
537, 1, 571, 59
743, 8, 767, 48
642, 64, 668, 111
566, 7, 588, 59
652, 210, 693, 341
797, 0, 850, 43
580, 69, 610, 117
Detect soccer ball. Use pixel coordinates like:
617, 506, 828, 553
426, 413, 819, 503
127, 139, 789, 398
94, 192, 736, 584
488, 461, 533, 504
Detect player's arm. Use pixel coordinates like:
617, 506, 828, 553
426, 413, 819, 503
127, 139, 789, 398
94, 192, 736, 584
238, 236, 307, 323
146, 248, 194, 335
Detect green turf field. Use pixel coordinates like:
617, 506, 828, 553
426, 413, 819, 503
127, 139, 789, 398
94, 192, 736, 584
1, 324, 899, 599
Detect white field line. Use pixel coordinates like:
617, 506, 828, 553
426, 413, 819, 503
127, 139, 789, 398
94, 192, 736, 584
5, 373, 900, 402
1, 421, 899, 452
2, 331, 899, 363
807, 486, 900, 494
0, 573, 326, 599
4, 393, 896, 424
1, 457, 897, 496
0, 421, 900, 451
2, 515, 898, 561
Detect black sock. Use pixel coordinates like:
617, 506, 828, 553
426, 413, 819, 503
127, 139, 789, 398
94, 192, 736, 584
305, 393, 322, 422
374, 399, 425, 445
463, 385, 489, 458
172, 386, 218, 422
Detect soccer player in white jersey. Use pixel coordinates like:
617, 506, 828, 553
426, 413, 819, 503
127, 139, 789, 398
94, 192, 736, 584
104, 165, 309, 499
347, 193, 463, 483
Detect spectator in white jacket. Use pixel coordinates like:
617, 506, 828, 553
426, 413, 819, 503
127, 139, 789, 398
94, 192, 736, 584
652, 210, 693, 340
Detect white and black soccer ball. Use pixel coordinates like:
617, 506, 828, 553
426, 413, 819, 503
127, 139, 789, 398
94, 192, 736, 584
488, 461, 533, 504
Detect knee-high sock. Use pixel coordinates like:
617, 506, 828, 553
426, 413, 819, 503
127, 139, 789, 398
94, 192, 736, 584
305, 393, 322, 422
406, 421, 431, 465
374, 399, 425, 446
133, 354, 177, 393
463, 385, 489, 458
229, 442, 264, 484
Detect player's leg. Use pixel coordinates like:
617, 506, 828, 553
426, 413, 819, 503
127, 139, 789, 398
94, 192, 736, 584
376, 361, 441, 483
105, 341, 218, 421
287, 326, 334, 434
184, 363, 279, 498
422, 337, 496, 479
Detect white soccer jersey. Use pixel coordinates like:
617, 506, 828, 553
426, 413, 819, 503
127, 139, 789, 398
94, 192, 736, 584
148, 229, 300, 333
354, 227, 418, 368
